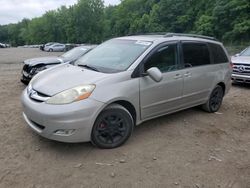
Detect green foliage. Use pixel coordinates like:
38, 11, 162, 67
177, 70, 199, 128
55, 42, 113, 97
195, 15, 214, 36
0, 0, 249, 46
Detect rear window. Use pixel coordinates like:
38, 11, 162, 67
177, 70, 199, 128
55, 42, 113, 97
182, 42, 211, 67
208, 43, 228, 64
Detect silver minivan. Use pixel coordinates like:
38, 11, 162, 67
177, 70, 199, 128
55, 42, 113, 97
21, 33, 232, 148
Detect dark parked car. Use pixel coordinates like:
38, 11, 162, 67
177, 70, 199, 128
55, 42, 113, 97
21, 45, 96, 84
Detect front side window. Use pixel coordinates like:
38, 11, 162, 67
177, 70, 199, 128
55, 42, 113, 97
182, 42, 211, 67
76, 39, 152, 73
144, 44, 178, 72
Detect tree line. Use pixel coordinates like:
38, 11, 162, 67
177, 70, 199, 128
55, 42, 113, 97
0, 0, 249, 46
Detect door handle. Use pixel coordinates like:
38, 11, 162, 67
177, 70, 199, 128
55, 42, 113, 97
184, 72, 192, 77
174, 74, 182, 79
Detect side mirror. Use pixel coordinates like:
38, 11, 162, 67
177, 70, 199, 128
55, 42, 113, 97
234, 53, 240, 57
146, 67, 163, 82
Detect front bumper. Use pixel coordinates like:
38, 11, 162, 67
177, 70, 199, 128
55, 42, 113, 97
21, 90, 105, 143
231, 73, 250, 84
21, 74, 31, 84
21, 69, 35, 84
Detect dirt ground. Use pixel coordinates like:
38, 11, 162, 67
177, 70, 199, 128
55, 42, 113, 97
0, 48, 249, 188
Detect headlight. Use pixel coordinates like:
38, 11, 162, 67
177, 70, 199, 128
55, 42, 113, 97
31, 66, 46, 74
46, 85, 95, 105
36, 66, 47, 72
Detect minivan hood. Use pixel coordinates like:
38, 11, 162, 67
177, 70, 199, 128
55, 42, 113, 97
24, 56, 63, 66
32, 64, 108, 96
231, 56, 250, 65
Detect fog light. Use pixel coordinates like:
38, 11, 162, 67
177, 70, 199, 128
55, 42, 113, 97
54, 129, 75, 136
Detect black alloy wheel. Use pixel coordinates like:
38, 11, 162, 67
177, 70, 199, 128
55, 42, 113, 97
202, 85, 224, 113
91, 104, 133, 149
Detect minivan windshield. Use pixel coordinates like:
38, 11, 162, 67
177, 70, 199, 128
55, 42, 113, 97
75, 39, 152, 73
240, 47, 250, 56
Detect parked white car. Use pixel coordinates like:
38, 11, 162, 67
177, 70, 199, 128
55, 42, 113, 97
44, 43, 66, 52
231, 46, 250, 84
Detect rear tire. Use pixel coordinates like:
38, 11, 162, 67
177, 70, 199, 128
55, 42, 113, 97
91, 104, 134, 149
202, 85, 224, 113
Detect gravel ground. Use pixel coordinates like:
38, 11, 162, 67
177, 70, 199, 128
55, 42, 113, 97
0, 48, 249, 188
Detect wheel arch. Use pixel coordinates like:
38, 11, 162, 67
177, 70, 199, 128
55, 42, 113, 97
110, 100, 137, 126
216, 82, 226, 96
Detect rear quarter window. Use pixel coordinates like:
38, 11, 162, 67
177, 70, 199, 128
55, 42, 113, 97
208, 43, 228, 64
182, 42, 211, 67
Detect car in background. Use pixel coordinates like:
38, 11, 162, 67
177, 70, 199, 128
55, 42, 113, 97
21, 45, 96, 84
0, 43, 9, 48
44, 43, 66, 52
40, 42, 57, 51
21, 33, 231, 149
231, 46, 250, 84
65, 43, 78, 51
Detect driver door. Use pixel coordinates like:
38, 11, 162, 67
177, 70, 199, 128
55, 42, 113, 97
139, 42, 184, 120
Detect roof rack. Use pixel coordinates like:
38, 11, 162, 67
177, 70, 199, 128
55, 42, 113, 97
164, 33, 218, 41
127, 32, 166, 36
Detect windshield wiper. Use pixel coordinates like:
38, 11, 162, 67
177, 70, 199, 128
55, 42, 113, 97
78, 64, 100, 72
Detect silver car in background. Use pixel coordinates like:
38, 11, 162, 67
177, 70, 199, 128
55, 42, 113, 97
21, 33, 232, 149
231, 46, 250, 83
44, 43, 66, 52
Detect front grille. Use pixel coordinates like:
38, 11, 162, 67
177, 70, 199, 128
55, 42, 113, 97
232, 72, 250, 76
232, 78, 250, 83
30, 97, 44, 103
30, 119, 45, 130
233, 63, 250, 75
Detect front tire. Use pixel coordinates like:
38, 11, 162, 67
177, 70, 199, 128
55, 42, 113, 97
49, 48, 53, 52
91, 104, 134, 149
202, 85, 224, 113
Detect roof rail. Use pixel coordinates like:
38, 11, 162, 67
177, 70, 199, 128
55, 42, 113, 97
127, 32, 166, 36
164, 33, 219, 41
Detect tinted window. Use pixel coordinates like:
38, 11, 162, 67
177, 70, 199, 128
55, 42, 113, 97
182, 43, 211, 67
144, 44, 178, 72
209, 43, 228, 63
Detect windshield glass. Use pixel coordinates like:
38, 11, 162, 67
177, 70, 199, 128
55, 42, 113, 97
61, 47, 88, 59
240, 47, 250, 56
76, 39, 152, 73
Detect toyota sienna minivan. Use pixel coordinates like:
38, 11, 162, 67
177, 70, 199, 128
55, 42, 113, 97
21, 33, 232, 149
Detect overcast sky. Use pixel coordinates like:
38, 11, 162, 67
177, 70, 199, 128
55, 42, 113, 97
0, 0, 120, 25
